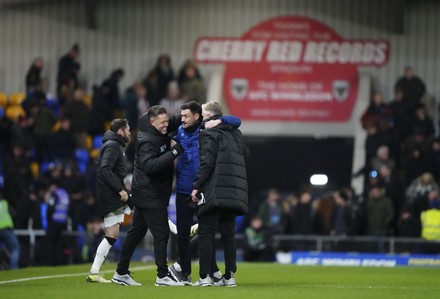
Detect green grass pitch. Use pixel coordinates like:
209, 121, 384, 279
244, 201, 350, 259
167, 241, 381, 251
1, 262, 439, 299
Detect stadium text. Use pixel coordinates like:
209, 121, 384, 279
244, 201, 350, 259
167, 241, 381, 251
194, 38, 388, 66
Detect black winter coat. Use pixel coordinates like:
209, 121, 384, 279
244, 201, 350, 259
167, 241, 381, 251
131, 113, 180, 209
193, 124, 248, 216
95, 130, 128, 216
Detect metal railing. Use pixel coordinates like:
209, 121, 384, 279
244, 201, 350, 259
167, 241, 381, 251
271, 234, 440, 253
7, 229, 440, 267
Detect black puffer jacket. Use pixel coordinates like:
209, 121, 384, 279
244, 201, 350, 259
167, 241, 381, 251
193, 124, 248, 216
131, 113, 181, 209
95, 130, 128, 216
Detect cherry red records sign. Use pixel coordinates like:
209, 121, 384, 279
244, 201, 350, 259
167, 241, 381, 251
193, 16, 390, 122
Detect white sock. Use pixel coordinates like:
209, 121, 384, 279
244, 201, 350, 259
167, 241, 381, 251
173, 262, 182, 272
90, 238, 112, 274
168, 219, 178, 235
213, 271, 222, 279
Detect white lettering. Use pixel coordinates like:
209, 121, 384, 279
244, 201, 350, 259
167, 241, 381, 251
195, 39, 267, 62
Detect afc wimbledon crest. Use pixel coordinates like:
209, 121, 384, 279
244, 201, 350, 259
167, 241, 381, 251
230, 78, 248, 101
332, 80, 350, 102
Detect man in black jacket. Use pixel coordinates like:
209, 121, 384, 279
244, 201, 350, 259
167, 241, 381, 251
191, 102, 248, 287
112, 105, 184, 287
87, 119, 131, 283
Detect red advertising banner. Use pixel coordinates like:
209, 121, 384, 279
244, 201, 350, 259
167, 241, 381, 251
193, 16, 390, 122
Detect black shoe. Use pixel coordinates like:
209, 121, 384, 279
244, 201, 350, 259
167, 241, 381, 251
181, 273, 192, 286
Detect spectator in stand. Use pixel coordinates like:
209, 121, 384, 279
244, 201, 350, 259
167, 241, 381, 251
101, 69, 125, 122
57, 44, 81, 107
428, 138, 440, 181
2, 145, 33, 207
409, 102, 435, 139
43, 184, 70, 265
61, 163, 86, 198
398, 206, 420, 237
178, 59, 206, 104
64, 88, 90, 148
27, 101, 58, 163
403, 146, 431, 186
405, 172, 438, 212
420, 192, 440, 240
378, 118, 399, 161
313, 194, 335, 235
50, 119, 75, 162
22, 87, 47, 117
394, 66, 426, 109
389, 88, 411, 143
371, 145, 396, 173
257, 189, 285, 236
9, 116, 34, 154
378, 164, 403, 234
0, 107, 14, 152
287, 191, 314, 235
366, 185, 394, 237
409, 189, 439, 238
360, 91, 392, 130
160, 81, 184, 115
364, 123, 383, 169
330, 190, 353, 236
401, 127, 431, 161
89, 84, 108, 136
122, 82, 149, 132
244, 216, 270, 262
144, 54, 175, 105
25, 57, 44, 94
0, 195, 20, 269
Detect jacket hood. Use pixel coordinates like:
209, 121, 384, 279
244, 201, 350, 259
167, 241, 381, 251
102, 130, 126, 145
138, 112, 150, 133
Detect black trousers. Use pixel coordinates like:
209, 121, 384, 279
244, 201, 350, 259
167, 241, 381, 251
117, 207, 169, 277
176, 193, 195, 275
198, 208, 236, 276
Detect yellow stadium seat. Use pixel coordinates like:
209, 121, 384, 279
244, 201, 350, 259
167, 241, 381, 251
82, 94, 92, 106
104, 121, 111, 131
30, 162, 40, 178
85, 135, 93, 150
0, 92, 7, 107
52, 121, 61, 132
9, 92, 26, 105
5, 105, 26, 122
90, 149, 100, 159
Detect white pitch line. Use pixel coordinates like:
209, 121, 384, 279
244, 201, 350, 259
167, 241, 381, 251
0, 265, 155, 285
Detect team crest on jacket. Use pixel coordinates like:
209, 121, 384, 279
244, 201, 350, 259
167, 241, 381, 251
160, 144, 167, 153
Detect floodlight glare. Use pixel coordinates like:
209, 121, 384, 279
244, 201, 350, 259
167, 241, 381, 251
310, 174, 328, 186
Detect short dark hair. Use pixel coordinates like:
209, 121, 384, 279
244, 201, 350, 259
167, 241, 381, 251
181, 101, 202, 115
147, 105, 168, 119
71, 43, 80, 53
110, 118, 128, 132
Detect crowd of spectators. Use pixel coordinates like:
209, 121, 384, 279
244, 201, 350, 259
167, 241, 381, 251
244, 66, 440, 261
0, 44, 206, 267
1, 44, 439, 267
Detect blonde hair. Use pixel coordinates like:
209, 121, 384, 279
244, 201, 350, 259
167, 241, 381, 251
202, 102, 223, 116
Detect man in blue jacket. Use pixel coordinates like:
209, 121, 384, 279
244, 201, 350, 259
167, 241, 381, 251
170, 101, 240, 285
